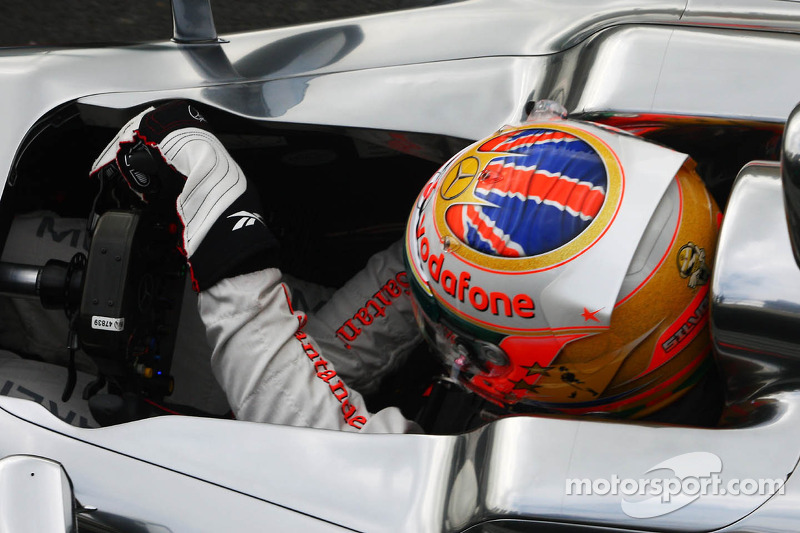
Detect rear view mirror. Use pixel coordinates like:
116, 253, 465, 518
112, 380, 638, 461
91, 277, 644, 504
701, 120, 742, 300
781, 101, 800, 267
0, 455, 76, 533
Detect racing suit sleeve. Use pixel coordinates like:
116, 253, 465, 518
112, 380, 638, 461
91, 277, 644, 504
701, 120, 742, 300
199, 244, 421, 434
302, 240, 422, 395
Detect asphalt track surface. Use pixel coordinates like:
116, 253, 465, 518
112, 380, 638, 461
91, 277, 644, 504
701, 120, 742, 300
0, 0, 432, 47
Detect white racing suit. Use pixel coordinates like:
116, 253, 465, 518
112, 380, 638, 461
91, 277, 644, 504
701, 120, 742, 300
94, 102, 424, 434
201, 240, 422, 433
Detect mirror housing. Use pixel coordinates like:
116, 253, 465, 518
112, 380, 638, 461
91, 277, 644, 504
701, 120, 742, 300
0, 455, 76, 533
170, 0, 221, 44
781, 101, 800, 268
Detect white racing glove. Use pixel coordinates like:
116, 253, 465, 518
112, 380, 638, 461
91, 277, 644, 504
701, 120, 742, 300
90, 101, 279, 291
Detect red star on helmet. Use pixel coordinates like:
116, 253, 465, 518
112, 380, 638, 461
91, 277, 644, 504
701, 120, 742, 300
581, 307, 601, 322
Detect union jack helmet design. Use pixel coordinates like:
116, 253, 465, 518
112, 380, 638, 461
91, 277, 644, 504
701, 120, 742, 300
445, 129, 607, 257
405, 118, 720, 419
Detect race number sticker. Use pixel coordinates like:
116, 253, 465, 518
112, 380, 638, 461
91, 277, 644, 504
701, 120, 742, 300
92, 316, 125, 332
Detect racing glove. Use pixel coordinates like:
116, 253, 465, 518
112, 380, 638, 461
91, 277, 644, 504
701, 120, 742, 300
90, 101, 279, 291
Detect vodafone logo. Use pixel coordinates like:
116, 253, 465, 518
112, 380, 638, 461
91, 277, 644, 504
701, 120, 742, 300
415, 215, 535, 320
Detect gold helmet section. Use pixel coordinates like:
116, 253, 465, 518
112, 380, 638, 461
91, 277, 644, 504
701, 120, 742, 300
500, 161, 719, 418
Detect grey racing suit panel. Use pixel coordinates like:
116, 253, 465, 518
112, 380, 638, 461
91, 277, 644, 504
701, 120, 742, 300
304, 240, 422, 395
200, 241, 422, 433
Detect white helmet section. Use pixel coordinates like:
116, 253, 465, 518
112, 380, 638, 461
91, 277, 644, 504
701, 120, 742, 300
406, 120, 687, 334
538, 126, 686, 330
617, 178, 681, 301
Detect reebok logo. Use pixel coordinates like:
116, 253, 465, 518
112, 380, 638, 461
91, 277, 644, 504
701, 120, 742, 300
227, 211, 265, 231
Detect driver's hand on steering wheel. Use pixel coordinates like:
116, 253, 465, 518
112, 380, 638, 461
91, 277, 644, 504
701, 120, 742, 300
90, 101, 279, 291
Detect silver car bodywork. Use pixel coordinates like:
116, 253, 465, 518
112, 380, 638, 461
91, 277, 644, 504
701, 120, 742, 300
2, 1, 800, 531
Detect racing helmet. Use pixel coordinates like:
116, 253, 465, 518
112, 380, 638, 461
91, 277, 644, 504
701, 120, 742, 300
404, 113, 719, 418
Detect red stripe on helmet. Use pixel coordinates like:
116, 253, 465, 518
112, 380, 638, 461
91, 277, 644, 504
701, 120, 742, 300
464, 205, 522, 257
479, 162, 605, 220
